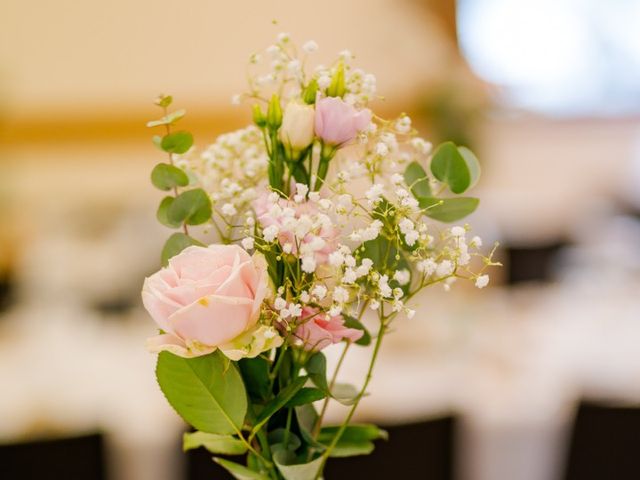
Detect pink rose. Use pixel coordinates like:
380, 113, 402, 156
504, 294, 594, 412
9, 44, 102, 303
294, 307, 363, 351
142, 244, 269, 358
314, 97, 371, 146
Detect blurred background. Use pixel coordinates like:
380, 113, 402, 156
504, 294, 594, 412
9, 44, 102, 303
2, 0, 640, 479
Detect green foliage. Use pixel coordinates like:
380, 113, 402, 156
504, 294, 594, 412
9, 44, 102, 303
273, 452, 324, 480
167, 188, 212, 226
157, 196, 181, 228
330, 383, 359, 406
155, 351, 248, 435
420, 197, 479, 223
252, 376, 308, 436
285, 388, 326, 407
147, 109, 187, 128
318, 424, 388, 458
430, 141, 471, 194
404, 161, 432, 198
161, 131, 194, 154
267, 94, 283, 130
268, 429, 302, 452
305, 352, 328, 392
154, 94, 173, 108
151, 163, 189, 191
161, 232, 203, 266
183, 431, 247, 455
458, 146, 481, 190
342, 316, 371, 346
214, 458, 269, 480
239, 357, 272, 402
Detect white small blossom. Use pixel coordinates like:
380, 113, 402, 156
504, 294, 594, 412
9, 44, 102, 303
405, 230, 419, 246
302, 40, 318, 53
411, 138, 432, 154
451, 226, 466, 237
311, 285, 327, 300
406, 309, 416, 319
344, 255, 356, 268
395, 115, 412, 134
370, 299, 380, 310
393, 288, 404, 299
241, 237, 255, 250
277, 32, 290, 43
471, 236, 483, 247
299, 291, 310, 303
329, 305, 343, 316
274, 297, 287, 310
318, 198, 333, 211
475, 275, 489, 289
301, 256, 317, 273
317, 75, 331, 89
308, 191, 320, 202
378, 275, 393, 298
339, 49, 353, 60
263, 225, 279, 242
288, 303, 302, 317
365, 184, 385, 205
221, 203, 237, 216
417, 258, 437, 275
282, 243, 293, 254
399, 218, 414, 235
391, 173, 404, 185
393, 269, 411, 286
329, 251, 344, 266
436, 260, 454, 277
333, 286, 350, 303
342, 268, 357, 284
375, 142, 389, 157
356, 258, 373, 277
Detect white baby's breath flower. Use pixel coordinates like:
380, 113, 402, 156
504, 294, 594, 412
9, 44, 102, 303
329, 251, 344, 266
311, 284, 327, 300
308, 191, 320, 202
436, 260, 454, 278
301, 256, 317, 273
471, 236, 483, 247
451, 226, 466, 237
393, 269, 411, 286
317, 75, 331, 90
391, 173, 404, 185
333, 286, 349, 303
263, 225, 279, 243
221, 203, 237, 216
342, 268, 357, 284
241, 237, 255, 250
277, 32, 290, 43
288, 303, 303, 317
302, 40, 318, 53
411, 138, 432, 154
406, 309, 416, 319
370, 299, 380, 310
329, 305, 343, 316
274, 297, 287, 310
475, 275, 489, 289
282, 243, 293, 254
299, 291, 310, 303
375, 142, 389, 157
405, 230, 419, 246
395, 115, 412, 134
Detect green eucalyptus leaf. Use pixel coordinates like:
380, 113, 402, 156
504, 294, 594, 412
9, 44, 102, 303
157, 196, 181, 228
342, 316, 371, 346
458, 146, 481, 189
273, 452, 324, 480
420, 197, 479, 223
167, 188, 212, 226
305, 352, 328, 392
183, 431, 247, 455
151, 163, 189, 191
161, 130, 193, 154
331, 383, 360, 406
404, 161, 432, 198
147, 109, 186, 128
252, 376, 308, 436
161, 232, 204, 266
430, 141, 471, 194
156, 351, 247, 435
286, 387, 326, 407
152, 135, 163, 150
214, 457, 269, 480
154, 94, 173, 108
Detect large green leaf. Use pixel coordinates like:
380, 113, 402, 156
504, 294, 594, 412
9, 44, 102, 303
286, 387, 326, 407
214, 458, 269, 480
252, 376, 308, 436
157, 196, 181, 228
161, 232, 204, 266
156, 351, 247, 435
318, 424, 388, 458
420, 197, 479, 223
305, 353, 328, 392
239, 356, 272, 402
330, 383, 360, 406
430, 142, 471, 194
274, 452, 324, 480
160, 130, 193, 154
151, 163, 189, 191
183, 431, 247, 455
404, 161, 432, 198
167, 188, 212, 226
458, 146, 481, 189
147, 108, 186, 128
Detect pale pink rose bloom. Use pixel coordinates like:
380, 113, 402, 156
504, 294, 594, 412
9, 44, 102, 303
253, 190, 338, 264
294, 307, 363, 351
142, 244, 269, 358
314, 97, 371, 146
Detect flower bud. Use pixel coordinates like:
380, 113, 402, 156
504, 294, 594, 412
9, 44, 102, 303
252, 104, 266, 128
279, 102, 315, 151
267, 94, 283, 130
327, 63, 346, 98
303, 79, 319, 104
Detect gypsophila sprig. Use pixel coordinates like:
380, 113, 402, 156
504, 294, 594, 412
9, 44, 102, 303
142, 34, 499, 480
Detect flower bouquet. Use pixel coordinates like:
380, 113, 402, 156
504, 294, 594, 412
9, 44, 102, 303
142, 34, 497, 480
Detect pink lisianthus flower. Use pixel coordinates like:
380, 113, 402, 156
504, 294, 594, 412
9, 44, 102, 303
314, 96, 371, 146
142, 244, 276, 358
294, 306, 363, 351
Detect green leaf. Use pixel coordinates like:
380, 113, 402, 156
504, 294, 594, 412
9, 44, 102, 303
273, 452, 324, 480
342, 316, 371, 346
420, 197, 480, 223
213, 458, 269, 480
161, 130, 193, 154
318, 424, 387, 458
147, 109, 187, 128
305, 352, 328, 392
154, 94, 173, 108
295, 405, 326, 453
156, 351, 247, 434
458, 146, 481, 189
151, 163, 189, 191
167, 188, 212, 226
157, 196, 181, 228
161, 232, 204, 266
286, 387, 326, 407
183, 431, 247, 455
331, 383, 360, 406
252, 376, 308, 436
404, 161, 432, 198
152, 135, 163, 150
268, 429, 302, 451
430, 141, 471, 194
239, 357, 272, 402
